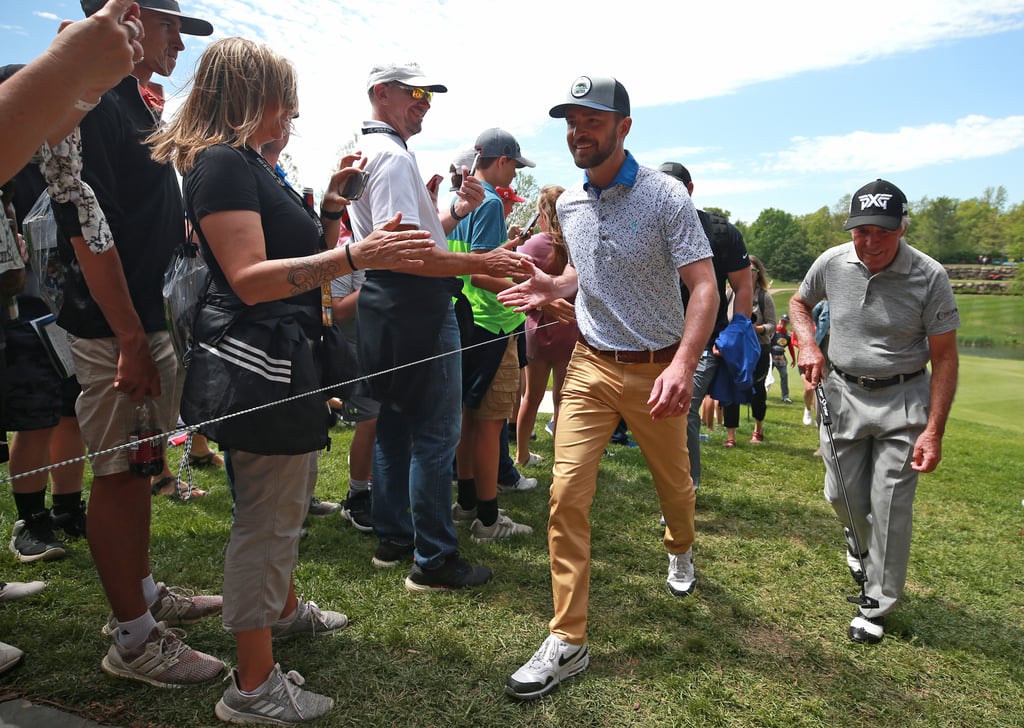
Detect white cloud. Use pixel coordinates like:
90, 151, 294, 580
32, 12, 60, 21
768, 115, 1024, 173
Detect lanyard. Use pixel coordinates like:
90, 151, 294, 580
361, 125, 406, 149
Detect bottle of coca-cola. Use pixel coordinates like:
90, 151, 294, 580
128, 397, 164, 477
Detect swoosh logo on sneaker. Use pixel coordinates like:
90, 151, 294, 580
558, 645, 585, 667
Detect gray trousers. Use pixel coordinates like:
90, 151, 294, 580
222, 449, 318, 632
820, 372, 930, 618
686, 350, 719, 491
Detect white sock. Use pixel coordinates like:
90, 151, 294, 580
142, 574, 160, 608
115, 611, 159, 651
349, 478, 370, 493
239, 675, 270, 696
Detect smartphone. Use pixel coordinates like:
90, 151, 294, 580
520, 211, 540, 241
341, 170, 368, 201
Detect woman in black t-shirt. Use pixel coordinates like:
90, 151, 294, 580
149, 38, 432, 724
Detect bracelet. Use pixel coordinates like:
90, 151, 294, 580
74, 98, 100, 112
320, 207, 344, 221
450, 201, 468, 221
344, 243, 358, 271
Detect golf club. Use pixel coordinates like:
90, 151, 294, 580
814, 380, 880, 611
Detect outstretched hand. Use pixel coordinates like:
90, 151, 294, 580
496, 259, 557, 312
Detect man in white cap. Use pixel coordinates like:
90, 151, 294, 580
790, 179, 959, 644
499, 75, 718, 699
349, 63, 527, 592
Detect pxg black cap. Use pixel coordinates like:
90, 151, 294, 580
844, 179, 908, 231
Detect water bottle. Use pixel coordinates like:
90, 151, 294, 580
128, 397, 164, 477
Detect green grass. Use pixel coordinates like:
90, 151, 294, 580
1, 358, 1022, 727
955, 295, 1024, 348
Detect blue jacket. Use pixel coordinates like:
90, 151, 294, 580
710, 314, 761, 405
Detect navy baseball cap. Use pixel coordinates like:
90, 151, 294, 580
844, 179, 908, 231
659, 162, 692, 186
81, 0, 212, 36
549, 75, 630, 118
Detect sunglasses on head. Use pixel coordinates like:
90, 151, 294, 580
391, 82, 433, 103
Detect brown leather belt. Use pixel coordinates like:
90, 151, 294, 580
580, 338, 678, 364
832, 365, 926, 391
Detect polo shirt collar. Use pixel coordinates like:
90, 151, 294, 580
846, 238, 913, 275
583, 150, 639, 195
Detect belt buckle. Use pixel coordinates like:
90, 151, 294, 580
614, 350, 628, 364
857, 375, 877, 389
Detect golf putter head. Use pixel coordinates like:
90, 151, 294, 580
847, 592, 881, 610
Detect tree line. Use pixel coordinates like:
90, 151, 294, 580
724, 186, 1024, 283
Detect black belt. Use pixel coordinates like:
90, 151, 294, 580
832, 365, 926, 391
580, 338, 678, 364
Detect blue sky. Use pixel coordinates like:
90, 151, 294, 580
5, 0, 1024, 224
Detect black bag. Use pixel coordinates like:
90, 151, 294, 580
181, 292, 330, 456
318, 321, 358, 400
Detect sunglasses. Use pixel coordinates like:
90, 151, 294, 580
391, 83, 433, 103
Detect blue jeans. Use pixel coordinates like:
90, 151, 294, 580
371, 308, 462, 569
686, 350, 719, 491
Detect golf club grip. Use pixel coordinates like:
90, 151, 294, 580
815, 381, 832, 426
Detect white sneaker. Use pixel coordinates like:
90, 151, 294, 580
506, 634, 589, 701
0, 642, 24, 676
470, 513, 533, 543
0, 580, 46, 602
845, 550, 867, 585
803, 408, 813, 426
666, 548, 697, 597
848, 612, 884, 644
499, 476, 538, 493
544, 420, 555, 436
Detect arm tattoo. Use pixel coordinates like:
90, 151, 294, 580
284, 251, 346, 296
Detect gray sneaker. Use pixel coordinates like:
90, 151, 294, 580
452, 503, 477, 526
102, 583, 222, 636
215, 664, 333, 724
271, 600, 348, 642
308, 497, 341, 517
101, 622, 225, 688
470, 513, 533, 544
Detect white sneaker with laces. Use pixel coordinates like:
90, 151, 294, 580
666, 548, 697, 597
506, 634, 589, 701
470, 513, 533, 543
499, 476, 538, 493
803, 408, 813, 426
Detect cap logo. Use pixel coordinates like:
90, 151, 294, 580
570, 76, 592, 99
857, 193, 893, 211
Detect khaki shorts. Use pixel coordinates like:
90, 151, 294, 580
468, 335, 519, 421
70, 331, 183, 477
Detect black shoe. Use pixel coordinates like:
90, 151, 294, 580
848, 611, 885, 644
404, 553, 493, 593
9, 512, 66, 563
372, 539, 414, 569
341, 490, 373, 534
51, 500, 87, 538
